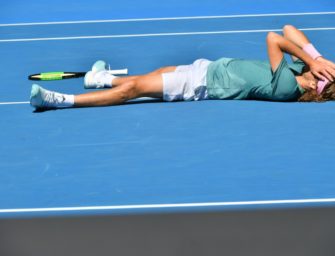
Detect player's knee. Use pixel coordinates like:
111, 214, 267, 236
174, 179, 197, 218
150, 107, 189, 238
119, 80, 139, 100
161, 66, 176, 73
152, 66, 175, 75
156, 67, 165, 73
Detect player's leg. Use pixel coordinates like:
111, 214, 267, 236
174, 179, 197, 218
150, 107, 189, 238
75, 74, 163, 107
111, 67, 176, 87
30, 74, 163, 109
146, 66, 177, 76
85, 66, 177, 89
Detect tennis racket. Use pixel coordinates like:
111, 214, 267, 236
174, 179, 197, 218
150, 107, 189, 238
28, 69, 128, 81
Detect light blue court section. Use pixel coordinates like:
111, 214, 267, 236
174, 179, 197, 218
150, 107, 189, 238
1, 100, 335, 218
0, 0, 334, 23
0, 2, 335, 218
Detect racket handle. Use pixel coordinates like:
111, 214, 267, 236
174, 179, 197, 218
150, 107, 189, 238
107, 69, 128, 75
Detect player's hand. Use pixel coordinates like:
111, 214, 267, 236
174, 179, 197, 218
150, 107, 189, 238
310, 59, 335, 82
317, 56, 335, 70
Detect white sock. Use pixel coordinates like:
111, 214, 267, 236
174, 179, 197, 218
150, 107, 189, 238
51, 92, 75, 108
100, 71, 117, 88
62, 94, 75, 107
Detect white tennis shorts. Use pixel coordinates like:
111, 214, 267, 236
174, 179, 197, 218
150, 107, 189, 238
162, 59, 212, 101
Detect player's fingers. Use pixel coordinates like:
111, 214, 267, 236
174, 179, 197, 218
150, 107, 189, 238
322, 70, 334, 82
308, 82, 317, 90
326, 67, 335, 81
312, 71, 327, 81
310, 85, 317, 90
326, 60, 335, 69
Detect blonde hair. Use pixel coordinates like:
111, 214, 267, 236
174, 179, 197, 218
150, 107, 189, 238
298, 82, 335, 102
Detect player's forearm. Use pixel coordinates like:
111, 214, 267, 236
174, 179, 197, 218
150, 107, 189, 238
282, 25, 310, 48
276, 34, 314, 65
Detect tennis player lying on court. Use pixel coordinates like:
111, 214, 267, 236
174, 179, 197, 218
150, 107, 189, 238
30, 25, 335, 110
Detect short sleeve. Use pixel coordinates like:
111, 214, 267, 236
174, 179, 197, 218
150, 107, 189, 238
271, 58, 304, 101
289, 59, 306, 74
271, 57, 289, 90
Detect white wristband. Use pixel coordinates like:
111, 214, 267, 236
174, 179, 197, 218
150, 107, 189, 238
303, 43, 322, 60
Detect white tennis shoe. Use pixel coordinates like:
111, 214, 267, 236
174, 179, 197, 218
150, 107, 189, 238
30, 84, 71, 109
84, 60, 115, 89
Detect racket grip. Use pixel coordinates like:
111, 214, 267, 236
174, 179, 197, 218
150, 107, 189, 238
107, 69, 128, 75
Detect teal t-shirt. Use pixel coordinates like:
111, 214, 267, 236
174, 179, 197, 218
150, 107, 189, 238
206, 57, 305, 101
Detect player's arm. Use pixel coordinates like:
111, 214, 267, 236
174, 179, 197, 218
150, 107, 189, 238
266, 31, 334, 82
283, 25, 335, 70
282, 24, 310, 61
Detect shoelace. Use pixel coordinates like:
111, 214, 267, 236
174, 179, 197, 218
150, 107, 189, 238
42, 91, 65, 107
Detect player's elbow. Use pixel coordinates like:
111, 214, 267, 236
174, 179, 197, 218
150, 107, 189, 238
267, 32, 279, 44
282, 24, 297, 34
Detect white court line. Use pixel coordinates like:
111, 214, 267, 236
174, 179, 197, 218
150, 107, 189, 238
0, 101, 29, 105
1, 198, 335, 214
1, 27, 335, 43
0, 11, 335, 27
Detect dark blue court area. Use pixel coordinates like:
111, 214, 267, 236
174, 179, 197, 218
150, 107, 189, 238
0, 1, 335, 255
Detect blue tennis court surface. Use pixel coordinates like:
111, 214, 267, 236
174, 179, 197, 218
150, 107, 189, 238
1, 1, 335, 218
